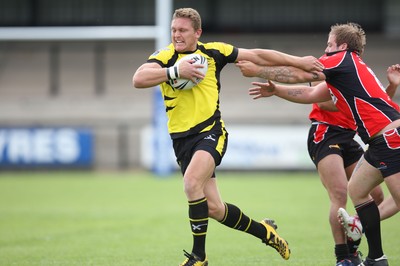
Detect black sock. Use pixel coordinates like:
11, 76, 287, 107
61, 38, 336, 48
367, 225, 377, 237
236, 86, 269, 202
188, 197, 208, 261
335, 244, 350, 262
219, 202, 265, 239
355, 200, 383, 259
347, 238, 361, 255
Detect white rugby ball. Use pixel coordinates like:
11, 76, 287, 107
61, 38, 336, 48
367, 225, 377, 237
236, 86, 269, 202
169, 54, 208, 90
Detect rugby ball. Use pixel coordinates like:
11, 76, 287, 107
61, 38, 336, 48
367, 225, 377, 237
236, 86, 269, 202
169, 54, 208, 90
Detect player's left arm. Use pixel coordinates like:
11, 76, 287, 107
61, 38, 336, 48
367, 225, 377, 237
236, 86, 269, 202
236, 48, 324, 72
249, 79, 331, 104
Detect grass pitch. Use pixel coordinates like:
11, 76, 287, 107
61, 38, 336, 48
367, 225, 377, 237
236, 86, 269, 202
0, 171, 398, 266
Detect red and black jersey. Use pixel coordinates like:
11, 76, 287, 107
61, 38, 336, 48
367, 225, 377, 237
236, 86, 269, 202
309, 104, 356, 130
319, 50, 400, 143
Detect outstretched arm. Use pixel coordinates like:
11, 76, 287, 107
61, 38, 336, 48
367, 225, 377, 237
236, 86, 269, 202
248, 80, 331, 104
236, 60, 325, 84
237, 48, 324, 73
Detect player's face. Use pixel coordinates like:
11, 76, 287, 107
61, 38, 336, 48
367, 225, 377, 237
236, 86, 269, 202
171, 17, 201, 53
325, 34, 347, 54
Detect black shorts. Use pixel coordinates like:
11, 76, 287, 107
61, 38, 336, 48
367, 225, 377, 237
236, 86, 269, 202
307, 122, 364, 168
364, 126, 400, 178
172, 128, 228, 176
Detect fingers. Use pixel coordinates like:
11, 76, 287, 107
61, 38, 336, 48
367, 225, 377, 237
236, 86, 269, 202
188, 71, 204, 83
302, 56, 324, 72
236, 61, 257, 77
248, 88, 263, 100
179, 60, 205, 82
251, 81, 267, 86
248, 87, 260, 94
315, 59, 324, 71
387, 64, 400, 72
236, 60, 250, 65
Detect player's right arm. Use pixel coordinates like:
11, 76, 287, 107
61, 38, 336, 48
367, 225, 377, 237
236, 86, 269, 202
133, 62, 167, 88
317, 100, 339, 111
386, 63, 400, 98
133, 61, 205, 89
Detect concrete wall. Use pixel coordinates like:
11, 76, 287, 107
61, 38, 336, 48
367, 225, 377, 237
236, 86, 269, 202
0, 34, 399, 170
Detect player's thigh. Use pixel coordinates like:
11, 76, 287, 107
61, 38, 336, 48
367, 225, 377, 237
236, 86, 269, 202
344, 162, 357, 179
348, 157, 383, 204
317, 154, 348, 195
184, 150, 215, 185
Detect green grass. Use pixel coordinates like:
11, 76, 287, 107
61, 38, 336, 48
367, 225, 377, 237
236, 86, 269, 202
0, 171, 398, 265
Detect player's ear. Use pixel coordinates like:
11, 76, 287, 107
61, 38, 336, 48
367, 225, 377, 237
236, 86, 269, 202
339, 43, 348, 50
195, 28, 202, 39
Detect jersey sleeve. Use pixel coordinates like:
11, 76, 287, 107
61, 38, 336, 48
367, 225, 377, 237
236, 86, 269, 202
147, 43, 176, 67
204, 42, 238, 63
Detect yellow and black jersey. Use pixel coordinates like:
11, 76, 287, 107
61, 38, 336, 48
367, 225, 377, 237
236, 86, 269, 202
148, 42, 238, 139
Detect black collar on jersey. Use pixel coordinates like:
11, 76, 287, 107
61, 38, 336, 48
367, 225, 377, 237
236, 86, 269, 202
326, 49, 360, 56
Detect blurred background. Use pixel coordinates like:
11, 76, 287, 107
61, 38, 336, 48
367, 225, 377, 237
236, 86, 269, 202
0, 0, 399, 173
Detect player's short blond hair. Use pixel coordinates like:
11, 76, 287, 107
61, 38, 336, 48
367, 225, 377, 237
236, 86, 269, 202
172, 8, 202, 31
330, 22, 366, 55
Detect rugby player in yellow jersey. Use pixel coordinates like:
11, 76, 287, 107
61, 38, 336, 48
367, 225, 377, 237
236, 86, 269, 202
133, 7, 323, 266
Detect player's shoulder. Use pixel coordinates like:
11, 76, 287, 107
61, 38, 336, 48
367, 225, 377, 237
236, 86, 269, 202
148, 43, 175, 62
201, 41, 233, 50
320, 50, 348, 68
199, 41, 236, 59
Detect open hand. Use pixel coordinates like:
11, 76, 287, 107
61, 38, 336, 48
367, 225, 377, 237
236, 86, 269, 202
248, 80, 276, 100
387, 64, 400, 87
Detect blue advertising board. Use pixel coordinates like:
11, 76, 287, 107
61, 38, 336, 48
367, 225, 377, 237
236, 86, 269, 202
0, 127, 93, 168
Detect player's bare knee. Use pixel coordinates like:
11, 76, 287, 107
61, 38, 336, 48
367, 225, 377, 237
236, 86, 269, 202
207, 201, 225, 220
331, 187, 348, 204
